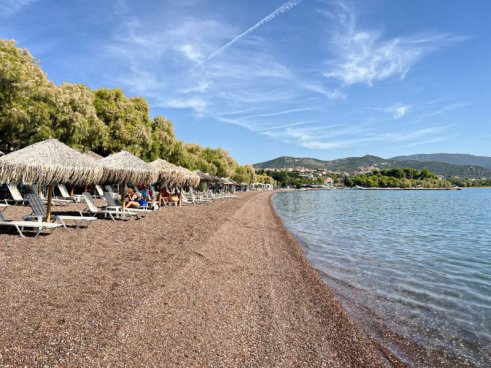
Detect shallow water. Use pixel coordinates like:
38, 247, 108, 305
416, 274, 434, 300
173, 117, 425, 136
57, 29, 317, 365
273, 188, 491, 367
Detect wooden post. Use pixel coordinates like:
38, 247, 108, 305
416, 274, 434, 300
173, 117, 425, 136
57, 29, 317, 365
46, 183, 53, 223
121, 182, 126, 216
178, 187, 182, 207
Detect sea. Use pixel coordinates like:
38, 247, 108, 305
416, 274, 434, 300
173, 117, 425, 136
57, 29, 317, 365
273, 188, 491, 367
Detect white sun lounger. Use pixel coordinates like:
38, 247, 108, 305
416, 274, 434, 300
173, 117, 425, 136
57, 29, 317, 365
82, 193, 138, 221
0, 212, 61, 237
25, 193, 97, 229
57, 184, 84, 203
95, 185, 105, 198
5, 184, 28, 205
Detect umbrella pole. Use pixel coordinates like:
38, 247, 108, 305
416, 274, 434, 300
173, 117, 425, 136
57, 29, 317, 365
121, 182, 126, 216
46, 183, 54, 223
179, 187, 182, 207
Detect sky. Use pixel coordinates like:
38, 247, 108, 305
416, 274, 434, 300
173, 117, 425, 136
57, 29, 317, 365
1, 0, 490, 164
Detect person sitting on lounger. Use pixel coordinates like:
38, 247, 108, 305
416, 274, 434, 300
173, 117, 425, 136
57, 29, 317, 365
169, 189, 180, 204
124, 188, 139, 208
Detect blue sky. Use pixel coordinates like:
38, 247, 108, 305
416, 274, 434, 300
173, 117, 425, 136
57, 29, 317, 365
2, 0, 490, 164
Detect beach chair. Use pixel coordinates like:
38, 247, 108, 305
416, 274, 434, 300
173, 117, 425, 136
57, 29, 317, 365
0, 212, 61, 238
105, 185, 120, 199
180, 194, 195, 206
5, 184, 28, 205
103, 193, 151, 215
24, 192, 97, 229
190, 189, 211, 204
82, 193, 138, 220
57, 184, 84, 203
35, 188, 71, 207
95, 184, 105, 198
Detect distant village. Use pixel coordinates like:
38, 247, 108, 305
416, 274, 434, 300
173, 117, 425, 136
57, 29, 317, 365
257, 164, 452, 189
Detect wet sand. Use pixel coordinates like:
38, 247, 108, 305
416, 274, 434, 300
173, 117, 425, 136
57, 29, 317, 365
0, 192, 386, 367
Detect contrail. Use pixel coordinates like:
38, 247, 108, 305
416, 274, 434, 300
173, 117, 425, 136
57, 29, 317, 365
197, 0, 305, 66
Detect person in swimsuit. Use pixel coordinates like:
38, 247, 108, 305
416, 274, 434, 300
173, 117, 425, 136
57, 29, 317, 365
124, 188, 139, 208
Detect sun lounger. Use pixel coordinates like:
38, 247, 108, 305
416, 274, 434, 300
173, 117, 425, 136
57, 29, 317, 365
25, 192, 97, 229
83, 193, 139, 220
0, 212, 61, 237
105, 185, 120, 199
35, 188, 71, 206
95, 184, 105, 198
57, 184, 84, 203
103, 193, 151, 215
189, 190, 211, 204
5, 184, 28, 205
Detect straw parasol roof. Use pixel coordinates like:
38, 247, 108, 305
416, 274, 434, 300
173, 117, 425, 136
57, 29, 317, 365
0, 138, 104, 185
194, 171, 220, 183
83, 151, 104, 160
178, 167, 200, 187
101, 151, 158, 185
222, 178, 237, 185
150, 159, 185, 187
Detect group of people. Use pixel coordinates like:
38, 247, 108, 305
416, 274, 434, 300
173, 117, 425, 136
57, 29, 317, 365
123, 186, 181, 209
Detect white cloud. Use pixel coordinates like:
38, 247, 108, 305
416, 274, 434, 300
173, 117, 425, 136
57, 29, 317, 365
376, 103, 411, 119
98, 1, 463, 154
0, 0, 37, 16
301, 83, 346, 100
161, 97, 208, 113
178, 44, 204, 63
322, 1, 466, 86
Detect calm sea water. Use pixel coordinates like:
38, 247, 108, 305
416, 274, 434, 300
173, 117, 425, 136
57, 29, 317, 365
273, 189, 491, 367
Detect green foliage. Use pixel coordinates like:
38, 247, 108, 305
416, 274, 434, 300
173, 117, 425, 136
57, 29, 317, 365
447, 177, 491, 187
0, 39, 57, 151
52, 83, 109, 151
0, 39, 255, 183
344, 168, 450, 188
258, 169, 324, 188
233, 165, 256, 184
93, 88, 153, 157
255, 174, 275, 185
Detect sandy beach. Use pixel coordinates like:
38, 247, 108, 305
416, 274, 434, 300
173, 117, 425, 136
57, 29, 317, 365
0, 192, 385, 367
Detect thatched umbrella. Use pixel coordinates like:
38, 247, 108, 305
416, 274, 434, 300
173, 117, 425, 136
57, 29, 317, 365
194, 171, 219, 183
150, 159, 186, 204
0, 138, 103, 221
0, 150, 4, 157
150, 159, 185, 188
101, 151, 157, 213
178, 167, 200, 188
83, 151, 103, 160
101, 151, 157, 185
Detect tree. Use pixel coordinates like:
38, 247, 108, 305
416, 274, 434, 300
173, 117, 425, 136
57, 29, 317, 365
0, 39, 56, 151
233, 165, 256, 184
51, 83, 109, 152
93, 88, 153, 157
0, 39, 255, 182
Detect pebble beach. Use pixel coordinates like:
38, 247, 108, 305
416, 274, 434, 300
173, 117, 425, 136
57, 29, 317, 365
0, 192, 386, 367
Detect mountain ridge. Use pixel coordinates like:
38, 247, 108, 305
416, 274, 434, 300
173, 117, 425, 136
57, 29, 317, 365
254, 154, 491, 178
390, 153, 491, 170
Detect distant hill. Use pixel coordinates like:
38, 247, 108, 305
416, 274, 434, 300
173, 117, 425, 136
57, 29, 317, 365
254, 155, 491, 178
391, 153, 491, 170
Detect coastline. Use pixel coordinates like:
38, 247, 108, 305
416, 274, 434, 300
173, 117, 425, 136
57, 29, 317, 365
0, 192, 385, 367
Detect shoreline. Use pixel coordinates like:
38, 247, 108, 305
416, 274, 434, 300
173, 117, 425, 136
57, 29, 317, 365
1, 192, 386, 367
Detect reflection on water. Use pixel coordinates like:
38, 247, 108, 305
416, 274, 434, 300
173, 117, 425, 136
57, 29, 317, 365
273, 189, 491, 367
